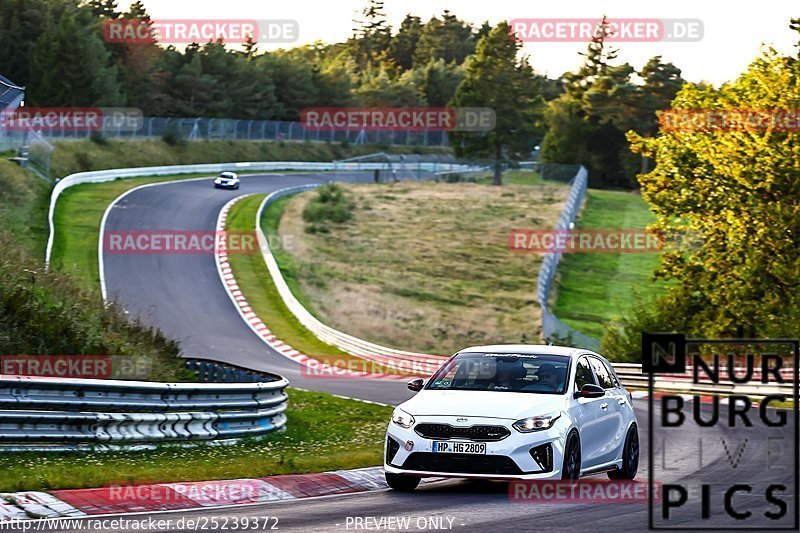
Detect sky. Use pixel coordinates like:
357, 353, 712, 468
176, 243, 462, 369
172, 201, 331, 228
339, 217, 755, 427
119, 0, 798, 86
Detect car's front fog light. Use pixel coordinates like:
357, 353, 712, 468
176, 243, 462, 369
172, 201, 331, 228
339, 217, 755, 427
513, 412, 561, 433
391, 407, 416, 428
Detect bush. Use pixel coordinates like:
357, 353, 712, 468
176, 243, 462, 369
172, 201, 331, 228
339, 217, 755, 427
0, 231, 186, 379
74, 151, 93, 172
89, 131, 109, 146
302, 184, 355, 232
162, 123, 187, 146
600, 289, 688, 362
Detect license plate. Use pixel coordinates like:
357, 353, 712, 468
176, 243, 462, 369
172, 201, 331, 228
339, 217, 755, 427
432, 441, 486, 454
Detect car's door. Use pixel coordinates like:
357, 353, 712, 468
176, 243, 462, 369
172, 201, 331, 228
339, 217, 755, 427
568, 356, 608, 470
587, 356, 626, 465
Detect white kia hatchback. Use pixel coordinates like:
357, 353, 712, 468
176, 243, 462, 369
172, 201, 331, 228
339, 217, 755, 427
384, 345, 638, 491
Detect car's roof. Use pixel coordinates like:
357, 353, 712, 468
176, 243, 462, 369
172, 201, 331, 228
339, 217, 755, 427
456, 344, 593, 358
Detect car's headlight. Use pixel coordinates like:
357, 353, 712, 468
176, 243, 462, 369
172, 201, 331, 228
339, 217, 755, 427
512, 411, 561, 433
214, 179, 221, 183
391, 407, 416, 428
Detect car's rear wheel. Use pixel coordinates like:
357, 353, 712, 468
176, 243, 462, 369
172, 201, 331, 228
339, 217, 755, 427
234, 183, 240, 189
609, 425, 639, 480
561, 431, 581, 480
385, 472, 420, 491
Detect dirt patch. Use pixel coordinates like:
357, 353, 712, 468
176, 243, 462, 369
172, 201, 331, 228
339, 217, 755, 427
278, 181, 569, 354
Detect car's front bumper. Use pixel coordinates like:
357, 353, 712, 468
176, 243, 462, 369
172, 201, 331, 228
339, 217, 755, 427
384, 415, 569, 480
214, 182, 237, 189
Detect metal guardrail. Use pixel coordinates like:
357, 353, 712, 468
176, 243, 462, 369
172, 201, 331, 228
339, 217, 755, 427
612, 363, 795, 398
536, 166, 601, 351
0, 359, 289, 451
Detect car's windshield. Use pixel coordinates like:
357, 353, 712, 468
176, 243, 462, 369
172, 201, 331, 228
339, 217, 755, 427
426, 352, 570, 394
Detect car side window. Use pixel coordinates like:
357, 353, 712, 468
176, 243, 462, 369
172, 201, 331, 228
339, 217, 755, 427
589, 357, 615, 389
574, 357, 596, 390
603, 359, 622, 388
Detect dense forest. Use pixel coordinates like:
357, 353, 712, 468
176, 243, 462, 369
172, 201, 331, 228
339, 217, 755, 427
0, 0, 685, 186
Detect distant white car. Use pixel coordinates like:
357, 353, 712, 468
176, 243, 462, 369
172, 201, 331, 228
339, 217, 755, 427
384, 344, 638, 491
213, 172, 240, 190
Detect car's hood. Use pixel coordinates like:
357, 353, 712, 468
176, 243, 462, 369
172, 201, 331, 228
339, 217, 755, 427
399, 390, 567, 421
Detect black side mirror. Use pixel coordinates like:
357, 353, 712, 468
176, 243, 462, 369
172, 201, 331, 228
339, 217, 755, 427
407, 378, 424, 392
574, 383, 606, 399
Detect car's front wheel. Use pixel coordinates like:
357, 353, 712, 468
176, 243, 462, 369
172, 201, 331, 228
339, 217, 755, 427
608, 424, 639, 480
385, 472, 420, 491
561, 431, 581, 480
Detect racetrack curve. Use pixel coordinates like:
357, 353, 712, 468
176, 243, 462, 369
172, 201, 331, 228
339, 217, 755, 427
102, 171, 415, 405
94, 173, 797, 531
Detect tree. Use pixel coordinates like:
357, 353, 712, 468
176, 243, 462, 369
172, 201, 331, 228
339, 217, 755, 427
417, 58, 463, 106
315, 51, 358, 107
541, 16, 641, 187
126, 0, 147, 19
448, 22, 543, 185
28, 9, 123, 106
0, 0, 60, 85
388, 14, 422, 70
630, 57, 684, 173
242, 34, 258, 60
604, 21, 800, 355
260, 51, 319, 120
350, 0, 391, 70
168, 47, 214, 116
85, 0, 119, 19
355, 66, 421, 107
413, 11, 475, 67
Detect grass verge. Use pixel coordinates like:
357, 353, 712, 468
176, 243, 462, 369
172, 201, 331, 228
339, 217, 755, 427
226, 195, 422, 374
225, 195, 352, 363
274, 180, 570, 354
552, 189, 668, 340
474, 170, 542, 186
0, 388, 391, 492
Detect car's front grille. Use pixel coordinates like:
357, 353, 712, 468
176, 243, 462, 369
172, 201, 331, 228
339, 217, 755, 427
414, 423, 510, 442
401, 453, 524, 475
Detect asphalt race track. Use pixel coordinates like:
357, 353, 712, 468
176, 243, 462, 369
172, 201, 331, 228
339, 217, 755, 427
102, 172, 415, 405
15, 401, 797, 532
88, 173, 797, 531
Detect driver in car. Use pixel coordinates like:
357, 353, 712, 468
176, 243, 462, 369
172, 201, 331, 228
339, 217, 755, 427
490, 361, 524, 390
535, 363, 560, 391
